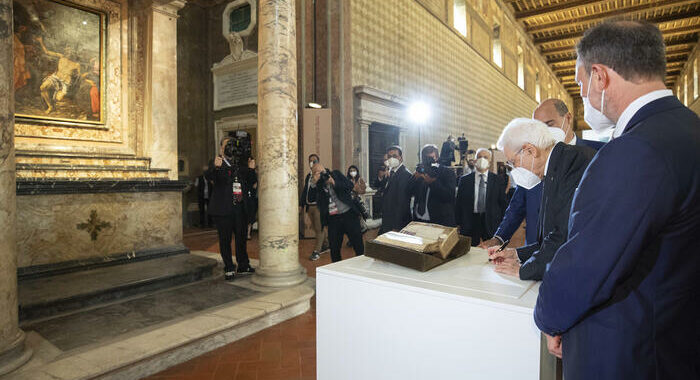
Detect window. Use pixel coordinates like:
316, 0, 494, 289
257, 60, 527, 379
693, 58, 698, 100
517, 45, 524, 89
454, 0, 467, 37
535, 71, 541, 102
492, 25, 502, 68
683, 75, 688, 106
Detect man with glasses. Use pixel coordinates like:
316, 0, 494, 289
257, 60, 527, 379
488, 118, 594, 281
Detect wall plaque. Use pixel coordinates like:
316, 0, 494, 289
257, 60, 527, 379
212, 56, 257, 110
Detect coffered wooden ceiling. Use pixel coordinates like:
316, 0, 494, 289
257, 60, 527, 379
506, 0, 700, 98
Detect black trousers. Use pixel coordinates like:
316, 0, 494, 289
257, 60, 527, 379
470, 212, 490, 247
198, 198, 211, 227
213, 204, 250, 272
327, 211, 364, 262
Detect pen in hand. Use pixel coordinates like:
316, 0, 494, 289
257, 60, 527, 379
488, 239, 510, 262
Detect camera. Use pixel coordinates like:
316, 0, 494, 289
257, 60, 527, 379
415, 163, 426, 174
223, 130, 252, 168
319, 169, 331, 183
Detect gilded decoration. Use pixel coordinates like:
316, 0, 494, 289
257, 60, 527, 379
13, 0, 106, 125
13, 0, 129, 152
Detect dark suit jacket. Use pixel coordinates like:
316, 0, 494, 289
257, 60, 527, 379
300, 173, 319, 211
515, 142, 595, 281
378, 164, 413, 234
207, 162, 256, 217
408, 165, 456, 227
494, 183, 542, 245
535, 96, 700, 380
575, 137, 605, 150
439, 140, 456, 165
315, 170, 360, 227
455, 171, 507, 237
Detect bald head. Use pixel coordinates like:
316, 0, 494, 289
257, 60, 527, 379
533, 98, 574, 143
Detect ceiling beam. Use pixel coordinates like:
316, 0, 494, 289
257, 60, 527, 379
540, 32, 699, 55
534, 13, 700, 45
515, 0, 604, 20
526, 0, 699, 34
547, 55, 578, 64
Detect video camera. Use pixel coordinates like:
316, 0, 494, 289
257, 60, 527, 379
223, 130, 252, 168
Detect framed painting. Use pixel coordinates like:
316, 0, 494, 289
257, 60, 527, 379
13, 0, 106, 125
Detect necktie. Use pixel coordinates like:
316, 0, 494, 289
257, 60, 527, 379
477, 174, 486, 213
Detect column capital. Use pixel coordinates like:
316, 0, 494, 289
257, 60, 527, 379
153, 0, 186, 18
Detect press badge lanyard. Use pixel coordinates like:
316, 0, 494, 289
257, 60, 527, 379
223, 158, 243, 203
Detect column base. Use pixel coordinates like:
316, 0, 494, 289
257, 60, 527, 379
252, 266, 307, 288
0, 331, 33, 376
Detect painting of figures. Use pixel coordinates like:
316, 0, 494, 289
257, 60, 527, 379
13, 0, 104, 124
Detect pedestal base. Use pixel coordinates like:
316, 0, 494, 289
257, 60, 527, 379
251, 266, 307, 288
0, 331, 32, 376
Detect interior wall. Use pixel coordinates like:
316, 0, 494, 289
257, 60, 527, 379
350, 0, 573, 154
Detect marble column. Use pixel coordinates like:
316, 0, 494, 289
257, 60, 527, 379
0, 1, 32, 375
253, 0, 307, 287
147, 0, 185, 179
359, 121, 372, 190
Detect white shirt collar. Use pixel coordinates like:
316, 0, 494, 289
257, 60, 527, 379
613, 89, 674, 138
544, 147, 555, 176
568, 135, 577, 146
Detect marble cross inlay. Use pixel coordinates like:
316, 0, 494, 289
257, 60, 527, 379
77, 210, 112, 241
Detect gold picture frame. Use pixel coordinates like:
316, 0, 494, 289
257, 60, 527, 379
13, 0, 107, 127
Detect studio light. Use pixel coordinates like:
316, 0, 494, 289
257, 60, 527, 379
408, 101, 430, 124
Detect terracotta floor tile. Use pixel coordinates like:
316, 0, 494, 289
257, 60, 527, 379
146, 227, 381, 380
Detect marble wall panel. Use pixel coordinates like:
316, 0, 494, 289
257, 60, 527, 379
16, 192, 182, 268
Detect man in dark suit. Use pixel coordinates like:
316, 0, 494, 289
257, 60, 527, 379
456, 148, 507, 246
409, 144, 456, 227
377, 146, 413, 234
534, 21, 700, 380
312, 162, 364, 263
480, 98, 605, 249
534, 98, 605, 150
208, 137, 257, 281
489, 118, 595, 281
439, 135, 456, 166
194, 164, 213, 228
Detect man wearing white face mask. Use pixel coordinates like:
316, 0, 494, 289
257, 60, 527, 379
455, 148, 507, 246
533, 21, 700, 380
533, 98, 605, 150
377, 145, 413, 234
489, 118, 594, 281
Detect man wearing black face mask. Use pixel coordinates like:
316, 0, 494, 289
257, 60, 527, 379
408, 144, 456, 227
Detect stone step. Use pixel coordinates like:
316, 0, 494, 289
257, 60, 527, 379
18, 254, 218, 323
16, 163, 170, 180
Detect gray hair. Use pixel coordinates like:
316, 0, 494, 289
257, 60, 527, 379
475, 148, 492, 159
576, 21, 666, 81
497, 118, 557, 153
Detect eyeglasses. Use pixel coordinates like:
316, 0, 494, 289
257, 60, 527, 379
505, 149, 524, 169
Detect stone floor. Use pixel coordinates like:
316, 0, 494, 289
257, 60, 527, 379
144, 224, 527, 380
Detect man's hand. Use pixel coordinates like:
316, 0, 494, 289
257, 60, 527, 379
479, 238, 501, 249
494, 258, 520, 277
423, 174, 437, 184
327, 175, 335, 186
545, 334, 562, 359
488, 247, 517, 261
214, 156, 223, 168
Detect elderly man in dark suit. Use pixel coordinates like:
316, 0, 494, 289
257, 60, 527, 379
408, 144, 456, 227
489, 118, 595, 281
533, 21, 700, 380
456, 148, 507, 246
377, 145, 413, 234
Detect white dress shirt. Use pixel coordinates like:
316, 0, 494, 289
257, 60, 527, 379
613, 89, 674, 138
544, 147, 554, 177
473, 170, 488, 213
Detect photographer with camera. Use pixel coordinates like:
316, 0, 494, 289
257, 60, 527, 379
208, 136, 256, 281
310, 162, 364, 262
409, 144, 457, 227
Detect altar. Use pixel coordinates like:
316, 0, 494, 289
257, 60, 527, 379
316, 247, 557, 380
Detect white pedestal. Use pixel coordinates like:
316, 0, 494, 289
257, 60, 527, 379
317, 248, 555, 380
